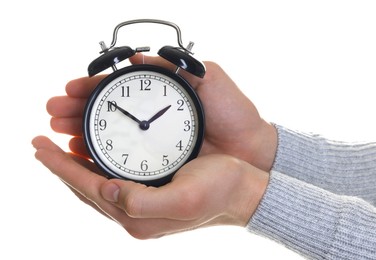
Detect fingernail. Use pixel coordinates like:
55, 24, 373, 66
102, 182, 120, 202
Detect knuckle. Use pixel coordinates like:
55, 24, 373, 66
202, 61, 224, 82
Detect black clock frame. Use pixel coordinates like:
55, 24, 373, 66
83, 64, 205, 187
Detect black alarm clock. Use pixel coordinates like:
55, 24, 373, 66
83, 19, 206, 187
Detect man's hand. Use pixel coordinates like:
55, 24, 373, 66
33, 135, 269, 239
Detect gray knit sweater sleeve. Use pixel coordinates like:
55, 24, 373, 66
272, 125, 376, 205
247, 125, 376, 259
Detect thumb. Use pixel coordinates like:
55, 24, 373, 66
100, 178, 200, 220
129, 53, 175, 69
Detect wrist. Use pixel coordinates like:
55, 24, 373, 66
228, 160, 270, 226
249, 120, 278, 172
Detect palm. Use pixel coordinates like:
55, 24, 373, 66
191, 62, 261, 161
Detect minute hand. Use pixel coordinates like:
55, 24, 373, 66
147, 105, 172, 124
108, 102, 141, 124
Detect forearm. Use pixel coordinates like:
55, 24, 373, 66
272, 124, 376, 205
247, 171, 376, 259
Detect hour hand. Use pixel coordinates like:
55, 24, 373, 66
108, 101, 141, 124
148, 105, 172, 124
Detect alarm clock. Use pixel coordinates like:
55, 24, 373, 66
83, 19, 206, 187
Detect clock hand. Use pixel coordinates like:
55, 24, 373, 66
147, 105, 172, 124
137, 105, 172, 131
108, 102, 141, 124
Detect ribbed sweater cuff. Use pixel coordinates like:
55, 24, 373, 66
271, 124, 376, 205
247, 171, 376, 259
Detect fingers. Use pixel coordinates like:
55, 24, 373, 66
32, 136, 104, 199
129, 53, 175, 69
32, 136, 134, 227
65, 75, 107, 98
50, 117, 82, 136
48, 74, 108, 117
47, 96, 87, 118
129, 53, 204, 88
48, 96, 85, 136
69, 148, 97, 171
69, 137, 90, 159
32, 135, 65, 153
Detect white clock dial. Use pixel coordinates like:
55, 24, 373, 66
84, 66, 204, 185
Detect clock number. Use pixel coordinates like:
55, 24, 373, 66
176, 140, 183, 151
184, 120, 191, 131
121, 86, 130, 97
140, 79, 151, 91
140, 160, 148, 171
105, 139, 113, 151
107, 101, 117, 112
122, 154, 129, 165
99, 119, 107, 131
163, 85, 167, 96
162, 155, 169, 166
177, 99, 184, 111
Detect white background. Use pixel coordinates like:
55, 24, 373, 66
1, 1, 376, 259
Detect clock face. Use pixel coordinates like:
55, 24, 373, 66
83, 65, 204, 186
